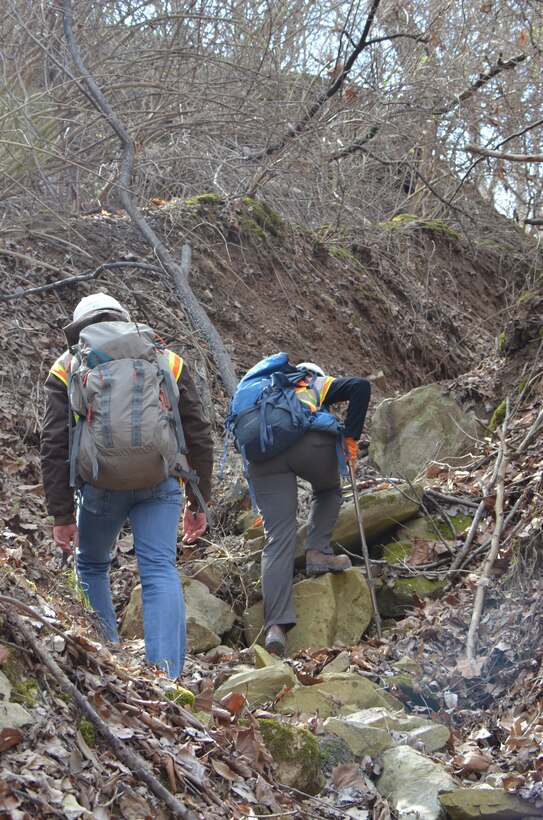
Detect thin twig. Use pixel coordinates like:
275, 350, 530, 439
466, 402, 509, 665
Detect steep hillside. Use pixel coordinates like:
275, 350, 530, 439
1, 197, 542, 818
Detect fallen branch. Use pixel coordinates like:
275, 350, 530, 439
516, 407, 543, 453
0, 604, 197, 820
446, 441, 506, 587
466, 403, 509, 666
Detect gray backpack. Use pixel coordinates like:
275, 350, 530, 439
68, 321, 206, 509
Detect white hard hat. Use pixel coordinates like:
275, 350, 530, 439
64, 291, 130, 345
72, 292, 130, 323
296, 361, 325, 378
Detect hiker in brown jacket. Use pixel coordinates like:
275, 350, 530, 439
41, 292, 213, 678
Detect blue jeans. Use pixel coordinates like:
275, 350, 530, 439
76, 477, 185, 678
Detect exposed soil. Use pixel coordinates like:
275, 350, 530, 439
1, 198, 542, 818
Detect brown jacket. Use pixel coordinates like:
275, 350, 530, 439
40, 352, 214, 526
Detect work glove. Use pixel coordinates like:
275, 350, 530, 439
343, 436, 359, 469
53, 523, 79, 556
182, 508, 207, 545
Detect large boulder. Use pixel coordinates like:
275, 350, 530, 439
243, 568, 373, 654
369, 384, 480, 480
214, 665, 297, 709
120, 574, 235, 654
275, 672, 403, 719
377, 745, 457, 819
324, 706, 450, 757
439, 786, 540, 819
295, 483, 422, 558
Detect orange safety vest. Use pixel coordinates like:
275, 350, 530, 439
50, 348, 184, 386
295, 375, 334, 412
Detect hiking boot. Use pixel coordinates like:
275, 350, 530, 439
306, 549, 352, 576
264, 624, 286, 658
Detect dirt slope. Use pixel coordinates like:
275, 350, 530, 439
1, 197, 542, 817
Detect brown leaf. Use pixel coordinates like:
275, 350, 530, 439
219, 691, 246, 715
452, 747, 492, 773
0, 645, 10, 664
0, 727, 23, 752
410, 538, 431, 565
255, 776, 281, 812
211, 758, 241, 781
332, 762, 364, 789
295, 671, 323, 686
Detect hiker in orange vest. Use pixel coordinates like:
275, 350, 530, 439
248, 362, 371, 657
40, 292, 213, 678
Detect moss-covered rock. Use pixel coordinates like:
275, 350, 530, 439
241, 197, 284, 236
163, 686, 196, 709
257, 718, 324, 795
184, 193, 220, 207
377, 575, 447, 617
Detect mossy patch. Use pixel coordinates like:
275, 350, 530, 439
163, 686, 195, 709
11, 677, 39, 707
489, 400, 507, 432
257, 718, 324, 794
78, 719, 96, 747
434, 512, 473, 539
379, 214, 459, 239
241, 197, 284, 236
383, 541, 412, 564
184, 193, 220, 207
328, 245, 356, 262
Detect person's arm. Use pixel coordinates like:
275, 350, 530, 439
322, 377, 371, 439
40, 373, 76, 525
177, 365, 214, 510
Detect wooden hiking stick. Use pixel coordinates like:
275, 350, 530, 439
347, 460, 382, 640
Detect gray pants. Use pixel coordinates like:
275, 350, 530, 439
248, 431, 342, 631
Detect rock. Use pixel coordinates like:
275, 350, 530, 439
377, 745, 457, 819
257, 718, 325, 795
203, 645, 234, 659
377, 575, 448, 618
243, 569, 373, 654
0, 672, 34, 729
295, 483, 423, 558
0, 702, 34, 729
120, 574, 235, 654
182, 559, 226, 595
214, 665, 297, 709
369, 384, 480, 480
253, 645, 283, 668
318, 735, 356, 776
439, 786, 538, 819
0, 671, 12, 699
324, 706, 450, 757
322, 650, 351, 674
275, 672, 403, 719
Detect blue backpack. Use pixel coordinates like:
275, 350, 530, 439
223, 353, 346, 468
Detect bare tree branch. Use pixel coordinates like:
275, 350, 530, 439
464, 145, 543, 162
248, 0, 383, 163
60, 0, 238, 395
0, 262, 166, 302
433, 53, 527, 116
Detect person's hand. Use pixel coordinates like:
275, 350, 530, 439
343, 436, 359, 468
182, 509, 207, 544
53, 523, 79, 555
